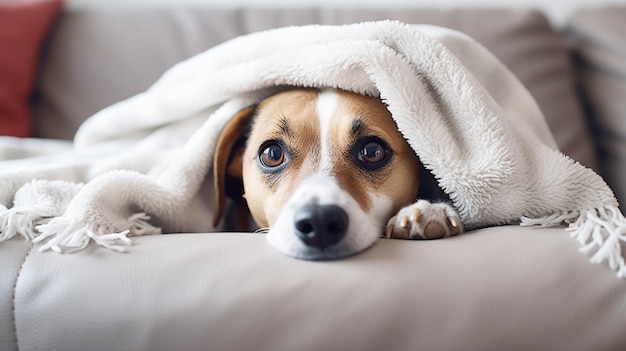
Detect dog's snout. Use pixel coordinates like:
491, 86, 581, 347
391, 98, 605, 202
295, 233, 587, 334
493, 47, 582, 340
294, 204, 348, 249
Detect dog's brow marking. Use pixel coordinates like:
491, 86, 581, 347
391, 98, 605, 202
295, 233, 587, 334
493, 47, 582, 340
279, 116, 291, 136
317, 89, 338, 173
351, 118, 365, 137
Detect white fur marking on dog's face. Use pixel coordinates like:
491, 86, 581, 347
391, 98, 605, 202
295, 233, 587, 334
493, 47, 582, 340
316, 89, 338, 173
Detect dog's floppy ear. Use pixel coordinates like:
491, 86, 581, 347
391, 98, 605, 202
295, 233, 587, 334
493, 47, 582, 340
213, 106, 254, 227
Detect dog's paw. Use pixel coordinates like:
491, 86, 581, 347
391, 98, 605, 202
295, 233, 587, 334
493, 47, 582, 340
385, 200, 462, 240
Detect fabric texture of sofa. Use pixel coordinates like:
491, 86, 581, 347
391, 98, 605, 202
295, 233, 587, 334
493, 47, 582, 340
1, 4, 626, 351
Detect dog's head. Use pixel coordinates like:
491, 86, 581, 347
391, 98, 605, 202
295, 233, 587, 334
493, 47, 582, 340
214, 88, 420, 260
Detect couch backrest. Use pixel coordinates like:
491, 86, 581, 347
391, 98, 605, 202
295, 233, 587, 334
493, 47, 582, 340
567, 7, 626, 211
32, 7, 598, 170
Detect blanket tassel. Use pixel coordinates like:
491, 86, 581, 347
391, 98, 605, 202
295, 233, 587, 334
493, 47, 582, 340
568, 206, 626, 278
34, 213, 160, 253
522, 206, 626, 278
0, 205, 49, 242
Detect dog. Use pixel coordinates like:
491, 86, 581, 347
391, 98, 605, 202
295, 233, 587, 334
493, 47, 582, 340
213, 88, 462, 260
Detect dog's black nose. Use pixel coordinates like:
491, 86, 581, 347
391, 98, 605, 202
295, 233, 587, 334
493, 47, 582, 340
294, 204, 349, 249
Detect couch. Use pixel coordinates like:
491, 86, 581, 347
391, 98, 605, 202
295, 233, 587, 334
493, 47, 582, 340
2, 3, 626, 351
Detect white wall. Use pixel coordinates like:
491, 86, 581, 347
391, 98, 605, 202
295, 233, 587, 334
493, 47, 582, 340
68, 0, 626, 25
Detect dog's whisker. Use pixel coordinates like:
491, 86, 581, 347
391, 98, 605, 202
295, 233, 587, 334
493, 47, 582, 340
254, 227, 270, 234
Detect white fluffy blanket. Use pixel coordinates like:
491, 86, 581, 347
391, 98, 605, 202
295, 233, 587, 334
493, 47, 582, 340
1, 21, 625, 276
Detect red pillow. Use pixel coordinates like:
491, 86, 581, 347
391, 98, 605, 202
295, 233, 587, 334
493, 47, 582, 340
0, 0, 62, 137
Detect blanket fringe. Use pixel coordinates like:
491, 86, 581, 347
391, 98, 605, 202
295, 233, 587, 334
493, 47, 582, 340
0, 179, 83, 243
0, 205, 51, 241
523, 206, 626, 278
568, 206, 626, 278
33, 213, 160, 253
520, 211, 579, 227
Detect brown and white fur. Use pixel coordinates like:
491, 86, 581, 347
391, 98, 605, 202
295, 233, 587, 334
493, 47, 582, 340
214, 88, 462, 260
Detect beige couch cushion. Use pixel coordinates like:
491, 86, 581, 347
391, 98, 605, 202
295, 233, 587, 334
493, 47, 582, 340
34, 8, 598, 169
567, 7, 626, 211
9, 226, 626, 351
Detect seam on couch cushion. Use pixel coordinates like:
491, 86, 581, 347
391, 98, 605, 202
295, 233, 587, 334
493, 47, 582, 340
11, 244, 34, 351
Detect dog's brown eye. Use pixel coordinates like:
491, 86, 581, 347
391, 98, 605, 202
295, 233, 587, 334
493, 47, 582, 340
259, 143, 285, 168
359, 141, 386, 163
354, 137, 392, 171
